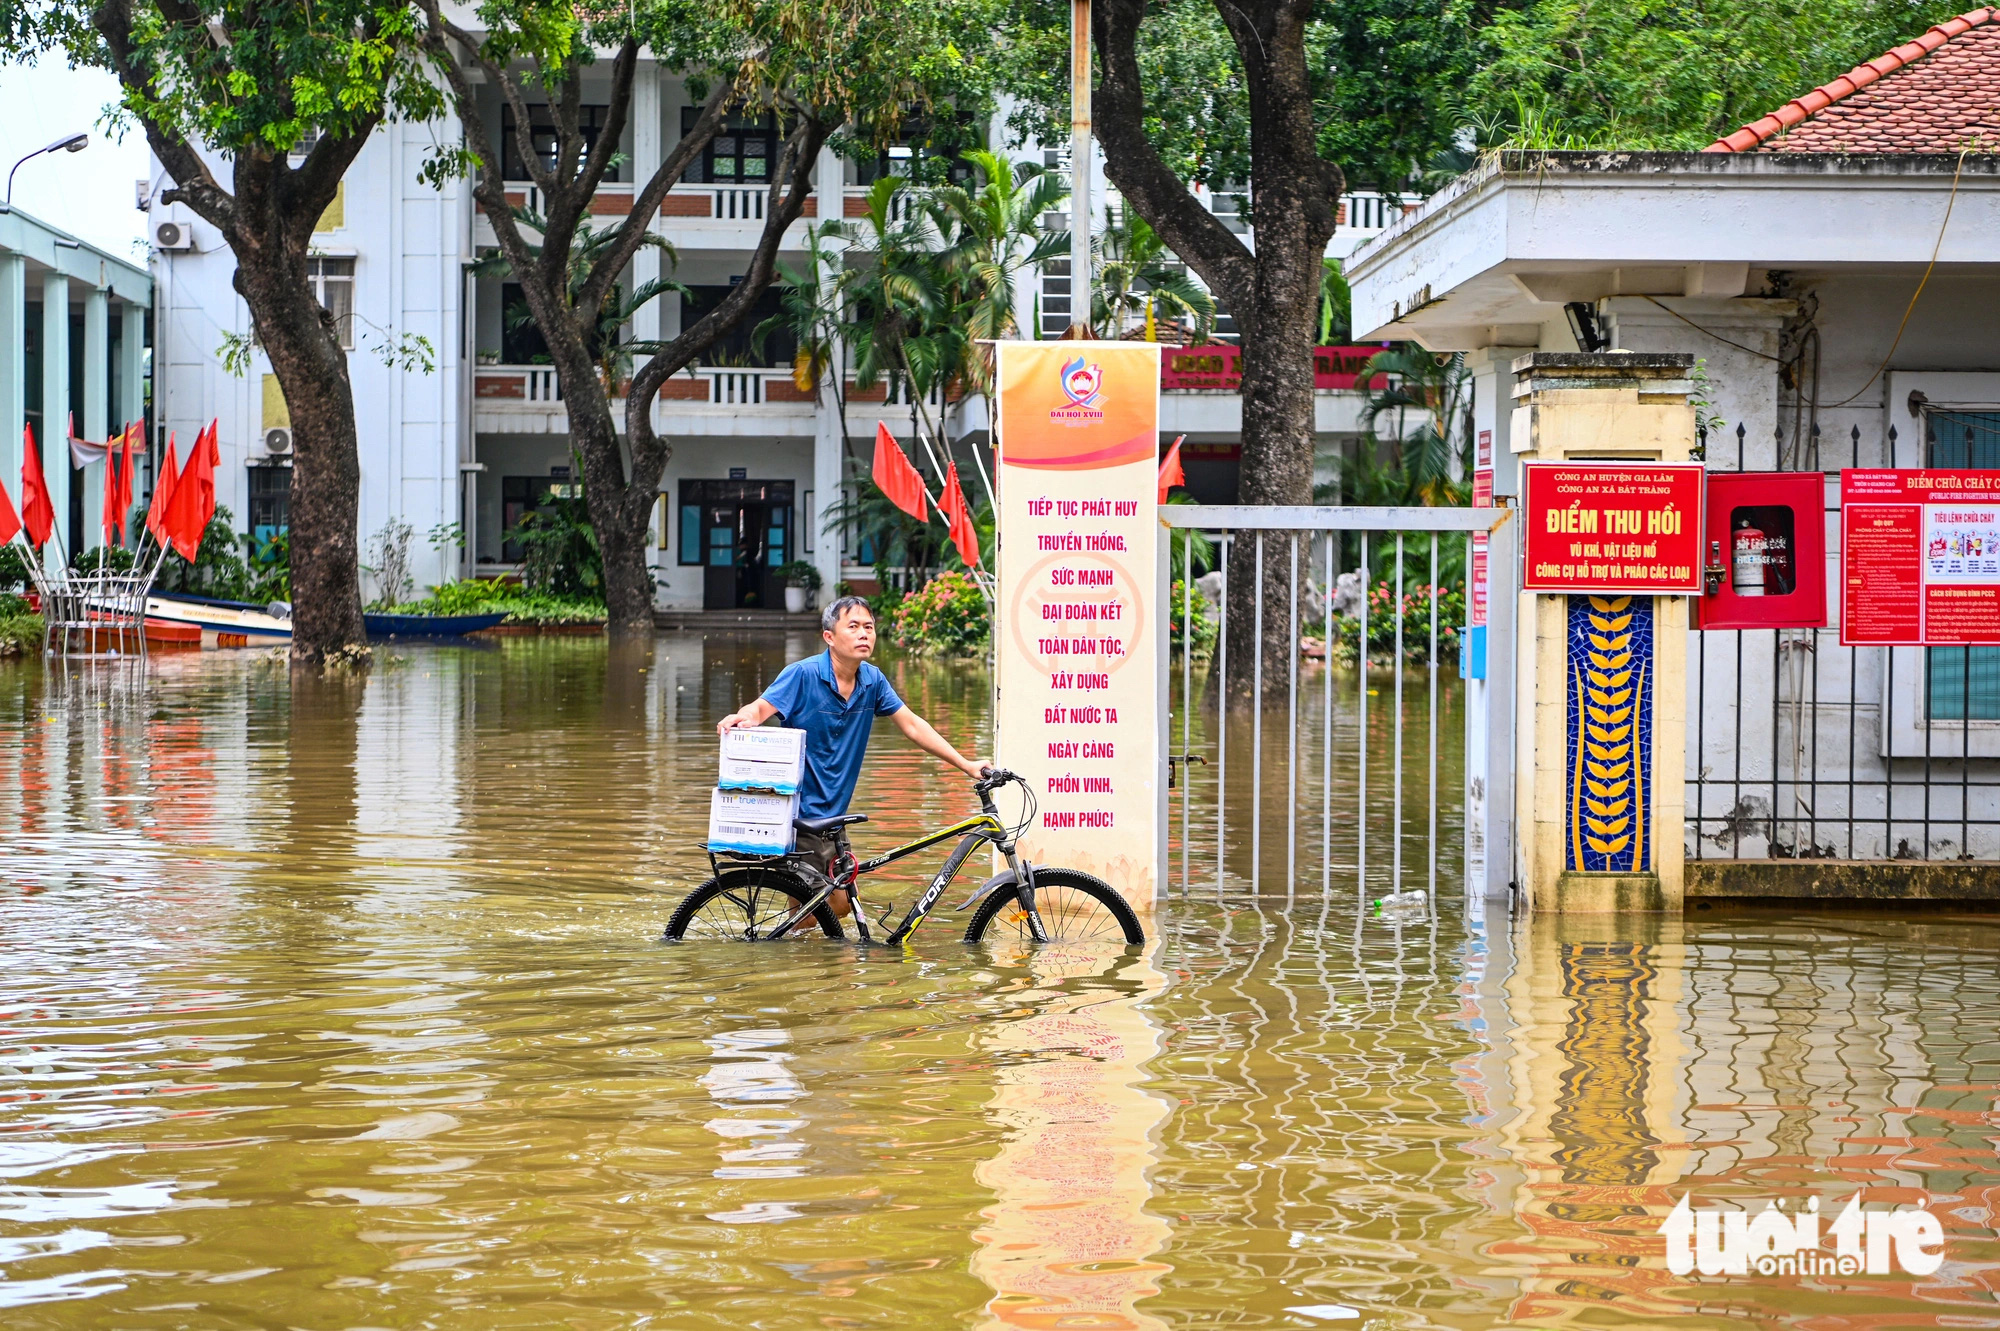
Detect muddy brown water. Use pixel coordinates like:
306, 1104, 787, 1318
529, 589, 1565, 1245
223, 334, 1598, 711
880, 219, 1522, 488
2, 636, 1997, 1328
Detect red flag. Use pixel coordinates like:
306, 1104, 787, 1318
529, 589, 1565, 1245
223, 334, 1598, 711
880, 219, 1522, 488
871, 421, 928, 523
146, 435, 180, 550
114, 424, 137, 542
1157, 435, 1186, 504
20, 424, 54, 549
101, 430, 123, 543
0, 476, 19, 547
164, 421, 217, 561
940, 462, 980, 568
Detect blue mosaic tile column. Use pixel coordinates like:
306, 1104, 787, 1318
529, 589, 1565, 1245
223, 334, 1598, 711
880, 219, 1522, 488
1564, 595, 1654, 873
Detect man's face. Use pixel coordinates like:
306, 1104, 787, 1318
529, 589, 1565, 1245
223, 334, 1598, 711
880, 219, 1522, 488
824, 606, 876, 660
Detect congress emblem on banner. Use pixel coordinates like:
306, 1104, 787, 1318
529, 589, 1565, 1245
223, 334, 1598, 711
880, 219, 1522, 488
1052, 357, 1106, 425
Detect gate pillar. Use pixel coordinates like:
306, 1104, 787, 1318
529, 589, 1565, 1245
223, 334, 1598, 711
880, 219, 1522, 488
1512, 353, 1697, 912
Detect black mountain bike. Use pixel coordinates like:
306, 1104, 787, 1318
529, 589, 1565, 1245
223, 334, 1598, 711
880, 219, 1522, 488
663, 768, 1144, 946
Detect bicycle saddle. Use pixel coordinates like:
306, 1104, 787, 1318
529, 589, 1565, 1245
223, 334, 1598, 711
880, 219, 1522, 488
794, 813, 868, 835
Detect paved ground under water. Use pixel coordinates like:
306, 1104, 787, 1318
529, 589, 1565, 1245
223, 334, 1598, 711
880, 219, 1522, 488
1, 636, 1996, 1328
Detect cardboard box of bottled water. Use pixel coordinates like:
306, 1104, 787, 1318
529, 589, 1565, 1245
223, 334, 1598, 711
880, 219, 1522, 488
707, 788, 800, 856
718, 725, 807, 795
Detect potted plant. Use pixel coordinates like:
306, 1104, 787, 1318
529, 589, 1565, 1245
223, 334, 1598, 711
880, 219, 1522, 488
775, 559, 822, 614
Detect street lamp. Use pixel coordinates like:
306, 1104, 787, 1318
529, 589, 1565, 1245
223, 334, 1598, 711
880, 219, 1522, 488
0, 132, 90, 215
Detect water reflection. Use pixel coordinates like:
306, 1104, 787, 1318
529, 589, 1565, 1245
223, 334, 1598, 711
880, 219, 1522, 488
972, 943, 1170, 1330
1, 641, 1997, 1327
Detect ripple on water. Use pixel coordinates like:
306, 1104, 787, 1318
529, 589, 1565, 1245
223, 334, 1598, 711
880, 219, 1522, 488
1, 641, 1998, 1327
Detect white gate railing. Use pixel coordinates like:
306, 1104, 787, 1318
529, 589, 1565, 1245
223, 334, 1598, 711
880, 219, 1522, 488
1160, 505, 1507, 907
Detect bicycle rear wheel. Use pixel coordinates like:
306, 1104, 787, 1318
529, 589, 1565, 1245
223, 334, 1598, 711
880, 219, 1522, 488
664, 867, 843, 941
963, 868, 1144, 945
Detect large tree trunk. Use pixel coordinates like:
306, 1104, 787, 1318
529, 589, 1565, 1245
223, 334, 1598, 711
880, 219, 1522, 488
423, 13, 828, 643
1093, 0, 1339, 707
233, 227, 368, 661
94, 1, 375, 667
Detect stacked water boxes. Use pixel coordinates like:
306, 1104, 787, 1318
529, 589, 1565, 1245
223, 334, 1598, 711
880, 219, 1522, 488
707, 726, 808, 856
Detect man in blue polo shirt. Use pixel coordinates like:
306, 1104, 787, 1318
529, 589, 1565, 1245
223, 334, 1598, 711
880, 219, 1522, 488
717, 595, 986, 916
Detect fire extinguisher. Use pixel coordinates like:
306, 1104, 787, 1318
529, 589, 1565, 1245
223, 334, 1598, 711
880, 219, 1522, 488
1732, 518, 1767, 597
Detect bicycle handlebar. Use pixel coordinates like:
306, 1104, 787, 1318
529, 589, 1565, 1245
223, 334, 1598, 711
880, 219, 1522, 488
975, 766, 1022, 793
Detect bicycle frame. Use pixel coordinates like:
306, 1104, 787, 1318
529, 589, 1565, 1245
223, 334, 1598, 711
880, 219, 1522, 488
754, 784, 1047, 945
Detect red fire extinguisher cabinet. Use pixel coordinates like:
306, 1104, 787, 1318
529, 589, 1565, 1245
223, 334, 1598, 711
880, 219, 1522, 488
1695, 471, 1828, 630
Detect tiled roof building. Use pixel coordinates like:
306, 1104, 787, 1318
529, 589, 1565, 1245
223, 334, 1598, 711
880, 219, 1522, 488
1708, 7, 2000, 152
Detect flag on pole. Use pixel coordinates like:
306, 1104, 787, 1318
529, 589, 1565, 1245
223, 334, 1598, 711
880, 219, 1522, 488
20, 424, 54, 549
113, 423, 137, 542
872, 421, 928, 523
164, 420, 218, 561
146, 434, 181, 550
1157, 434, 1186, 504
0, 476, 19, 547
101, 429, 123, 544
940, 461, 980, 569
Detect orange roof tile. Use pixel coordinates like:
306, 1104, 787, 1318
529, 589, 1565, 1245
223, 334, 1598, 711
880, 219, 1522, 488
1706, 7, 2000, 152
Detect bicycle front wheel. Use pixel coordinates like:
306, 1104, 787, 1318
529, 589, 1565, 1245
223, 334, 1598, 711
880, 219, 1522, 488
963, 868, 1144, 945
664, 867, 843, 941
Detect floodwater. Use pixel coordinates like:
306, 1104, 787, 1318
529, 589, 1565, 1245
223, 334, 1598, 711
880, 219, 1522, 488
2, 635, 1998, 1329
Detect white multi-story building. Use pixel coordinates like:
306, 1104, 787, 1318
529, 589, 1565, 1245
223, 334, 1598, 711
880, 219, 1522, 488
148, 68, 1401, 611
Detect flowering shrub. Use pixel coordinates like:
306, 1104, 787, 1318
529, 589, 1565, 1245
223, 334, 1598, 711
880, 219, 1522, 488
888, 571, 990, 656
1168, 579, 1218, 659
1331, 581, 1465, 667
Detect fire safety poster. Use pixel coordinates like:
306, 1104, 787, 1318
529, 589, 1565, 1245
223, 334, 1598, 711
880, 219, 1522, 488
994, 342, 1161, 911
1841, 469, 2000, 645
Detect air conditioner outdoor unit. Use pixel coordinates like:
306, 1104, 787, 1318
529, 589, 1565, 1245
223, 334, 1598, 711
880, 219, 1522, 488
264, 427, 293, 455
154, 220, 193, 251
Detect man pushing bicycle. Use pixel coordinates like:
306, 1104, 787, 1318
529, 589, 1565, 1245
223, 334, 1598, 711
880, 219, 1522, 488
716, 595, 987, 918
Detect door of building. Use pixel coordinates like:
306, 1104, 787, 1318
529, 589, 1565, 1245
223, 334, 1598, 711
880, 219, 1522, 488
679, 478, 794, 609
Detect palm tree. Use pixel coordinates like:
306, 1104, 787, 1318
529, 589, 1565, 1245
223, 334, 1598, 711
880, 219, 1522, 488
927, 150, 1069, 369
471, 206, 684, 393
1350, 345, 1471, 507
1091, 203, 1215, 342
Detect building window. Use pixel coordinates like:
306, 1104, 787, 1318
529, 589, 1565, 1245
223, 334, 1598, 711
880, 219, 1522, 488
248, 463, 291, 540
683, 107, 777, 184
308, 257, 354, 349
501, 104, 621, 182
677, 478, 794, 566
1924, 408, 2000, 719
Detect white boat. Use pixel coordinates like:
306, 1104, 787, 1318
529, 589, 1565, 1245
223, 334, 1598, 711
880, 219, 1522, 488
145, 591, 293, 647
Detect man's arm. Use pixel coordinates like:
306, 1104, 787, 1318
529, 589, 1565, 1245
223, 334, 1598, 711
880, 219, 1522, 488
890, 706, 987, 778
718, 698, 780, 734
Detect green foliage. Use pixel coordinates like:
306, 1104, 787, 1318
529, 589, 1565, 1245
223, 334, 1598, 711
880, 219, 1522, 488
156, 505, 249, 598
390, 577, 606, 625
775, 560, 822, 590
997, 0, 1472, 196
0, 545, 31, 591
0, 595, 40, 657
887, 570, 989, 656
1092, 203, 1215, 342
3, 0, 444, 160
72, 545, 136, 574
1163, 493, 1215, 582
1464, 0, 1970, 149
1320, 259, 1352, 345
1348, 346, 1472, 508
505, 481, 602, 599
1331, 581, 1464, 668
1167, 579, 1217, 660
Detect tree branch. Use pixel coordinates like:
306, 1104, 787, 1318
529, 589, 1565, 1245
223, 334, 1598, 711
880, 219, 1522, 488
93, 0, 238, 232
626, 113, 831, 454
1092, 0, 1257, 317
573, 69, 740, 321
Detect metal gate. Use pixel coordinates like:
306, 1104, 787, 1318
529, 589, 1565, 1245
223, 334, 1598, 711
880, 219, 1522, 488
1691, 422, 2000, 861
1159, 504, 1506, 903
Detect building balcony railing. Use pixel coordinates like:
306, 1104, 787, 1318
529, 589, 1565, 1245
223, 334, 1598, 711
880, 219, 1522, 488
490, 181, 775, 223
